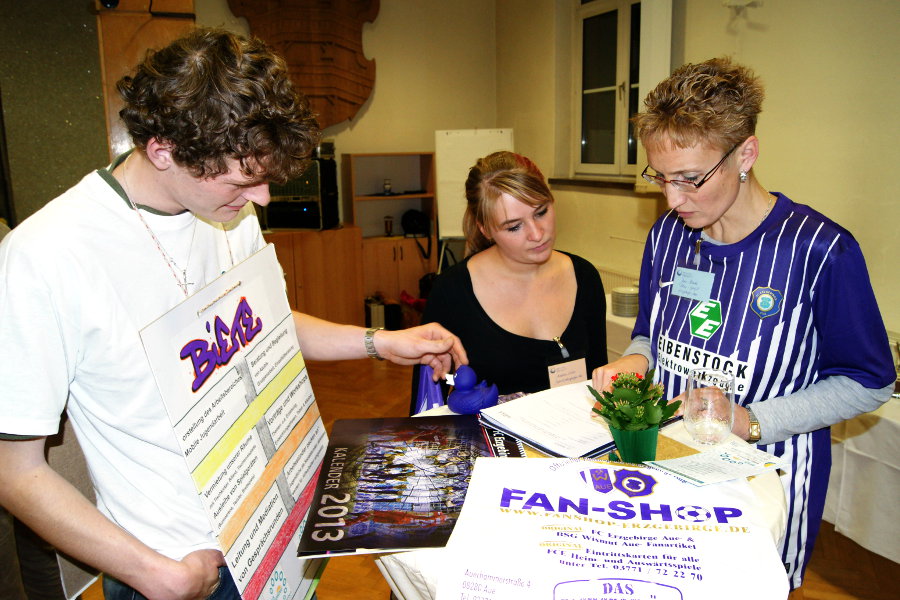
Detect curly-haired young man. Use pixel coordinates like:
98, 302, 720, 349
0, 28, 465, 600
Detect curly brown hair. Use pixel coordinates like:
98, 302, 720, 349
116, 27, 320, 183
463, 151, 553, 254
633, 57, 764, 152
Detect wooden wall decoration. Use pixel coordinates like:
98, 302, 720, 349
228, 0, 379, 130
95, 0, 195, 159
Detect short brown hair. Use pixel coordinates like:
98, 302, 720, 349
633, 57, 764, 152
117, 27, 320, 183
463, 151, 553, 254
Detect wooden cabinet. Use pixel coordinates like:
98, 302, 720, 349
362, 236, 432, 300
263, 226, 365, 326
342, 153, 438, 300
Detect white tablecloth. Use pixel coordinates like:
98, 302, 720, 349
823, 396, 900, 563
374, 420, 788, 600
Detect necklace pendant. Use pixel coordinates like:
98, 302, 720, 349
180, 272, 194, 295
124, 158, 199, 299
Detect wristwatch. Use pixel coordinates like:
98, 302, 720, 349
746, 407, 761, 443
364, 327, 384, 360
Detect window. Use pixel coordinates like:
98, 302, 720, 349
575, 0, 641, 178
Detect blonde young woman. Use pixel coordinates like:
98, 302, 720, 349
592, 57, 894, 589
423, 151, 607, 395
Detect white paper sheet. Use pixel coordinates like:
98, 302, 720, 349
436, 457, 788, 600
644, 439, 787, 486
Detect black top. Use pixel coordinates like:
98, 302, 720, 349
423, 251, 607, 395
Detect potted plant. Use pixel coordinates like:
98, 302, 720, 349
587, 369, 680, 463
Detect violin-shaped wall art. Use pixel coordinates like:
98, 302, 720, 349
229, 0, 379, 129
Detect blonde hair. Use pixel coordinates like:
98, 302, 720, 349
633, 57, 764, 152
462, 152, 553, 254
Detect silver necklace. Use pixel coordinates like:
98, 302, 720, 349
759, 193, 775, 226
703, 193, 775, 239
122, 158, 198, 297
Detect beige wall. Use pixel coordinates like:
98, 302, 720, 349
495, 0, 661, 282
322, 1, 497, 155
683, 0, 899, 335
199, 0, 498, 208
202, 0, 899, 335
497, 0, 900, 335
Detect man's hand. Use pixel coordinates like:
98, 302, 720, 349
591, 354, 650, 392
373, 323, 467, 380
0, 437, 228, 600
142, 549, 226, 600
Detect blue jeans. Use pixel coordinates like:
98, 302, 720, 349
103, 566, 239, 600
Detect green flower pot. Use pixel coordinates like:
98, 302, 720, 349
609, 425, 659, 464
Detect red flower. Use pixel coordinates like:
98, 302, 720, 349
610, 374, 618, 382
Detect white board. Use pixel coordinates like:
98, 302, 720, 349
435, 129, 514, 239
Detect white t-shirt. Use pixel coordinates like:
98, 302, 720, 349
0, 167, 264, 558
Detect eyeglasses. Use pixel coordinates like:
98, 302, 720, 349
641, 142, 741, 192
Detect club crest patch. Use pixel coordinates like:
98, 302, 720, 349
580, 468, 614, 493
749, 287, 783, 319
613, 469, 657, 498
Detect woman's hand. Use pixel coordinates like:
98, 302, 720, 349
731, 403, 752, 441
591, 354, 650, 391
669, 390, 686, 417
374, 323, 468, 380
669, 391, 752, 440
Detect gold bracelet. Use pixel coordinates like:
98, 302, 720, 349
747, 407, 761, 443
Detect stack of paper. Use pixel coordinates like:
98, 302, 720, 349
478, 381, 616, 458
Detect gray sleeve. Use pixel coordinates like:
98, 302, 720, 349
623, 335, 654, 369
752, 376, 893, 445
625, 336, 892, 445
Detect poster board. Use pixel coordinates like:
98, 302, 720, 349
140, 244, 326, 600
436, 458, 789, 600
435, 129, 514, 239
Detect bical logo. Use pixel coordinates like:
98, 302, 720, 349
689, 300, 722, 340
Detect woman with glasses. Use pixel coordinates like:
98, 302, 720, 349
592, 57, 894, 590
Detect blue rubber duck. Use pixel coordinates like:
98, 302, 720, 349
447, 365, 499, 414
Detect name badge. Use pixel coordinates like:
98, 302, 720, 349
672, 267, 714, 301
548, 358, 587, 388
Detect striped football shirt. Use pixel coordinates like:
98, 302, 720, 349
633, 192, 894, 588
